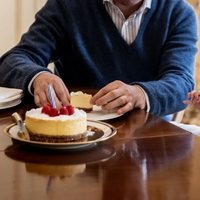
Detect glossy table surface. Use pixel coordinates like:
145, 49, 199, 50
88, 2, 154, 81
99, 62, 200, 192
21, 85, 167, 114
0, 102, 200, 200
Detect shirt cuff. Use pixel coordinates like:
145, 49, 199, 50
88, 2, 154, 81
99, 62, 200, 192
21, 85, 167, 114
135, 85, 150, 112
28, 71, 51, 95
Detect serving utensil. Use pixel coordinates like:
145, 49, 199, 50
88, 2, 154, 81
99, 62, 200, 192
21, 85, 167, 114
11, 112, 30, 140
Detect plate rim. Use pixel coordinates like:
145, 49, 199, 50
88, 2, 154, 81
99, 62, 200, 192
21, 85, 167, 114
86, 105, 123, 121
87, 111, 123, 121
4, 120, 117, 149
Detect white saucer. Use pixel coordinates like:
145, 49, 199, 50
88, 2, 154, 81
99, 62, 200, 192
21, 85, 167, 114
0, 94, 22, 103
0, 87, 23, 102
0, 99, 22, 110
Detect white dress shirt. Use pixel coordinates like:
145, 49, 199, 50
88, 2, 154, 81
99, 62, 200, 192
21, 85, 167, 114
103, 0, 151, 44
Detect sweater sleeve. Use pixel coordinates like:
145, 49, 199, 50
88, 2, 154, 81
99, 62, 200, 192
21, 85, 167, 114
0, 0, 68, 94
135, 2, 198, 116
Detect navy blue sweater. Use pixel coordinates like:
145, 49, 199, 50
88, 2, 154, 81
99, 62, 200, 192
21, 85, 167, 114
0, 0, 198, 116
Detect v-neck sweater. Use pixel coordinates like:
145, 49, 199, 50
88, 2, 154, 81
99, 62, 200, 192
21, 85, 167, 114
0, 0, 198, 116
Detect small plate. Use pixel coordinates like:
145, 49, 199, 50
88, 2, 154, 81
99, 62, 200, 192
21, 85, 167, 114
0, 94, 22, 103
0, 87, 23, 102
0, 99, 22, 110
87, 105, 123, 121
4, 120, 117, 150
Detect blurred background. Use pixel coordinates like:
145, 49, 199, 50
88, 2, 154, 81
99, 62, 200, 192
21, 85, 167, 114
0, 0, 199, 124
182, 0, 200, 125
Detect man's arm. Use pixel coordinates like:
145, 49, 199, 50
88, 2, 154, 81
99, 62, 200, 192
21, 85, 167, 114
134, 3, 198, 116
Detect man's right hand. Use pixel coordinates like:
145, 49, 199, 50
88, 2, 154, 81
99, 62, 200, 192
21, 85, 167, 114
32, 72, 70, 108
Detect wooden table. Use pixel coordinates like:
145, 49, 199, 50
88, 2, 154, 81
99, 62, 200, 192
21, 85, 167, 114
0, 102, 199, 200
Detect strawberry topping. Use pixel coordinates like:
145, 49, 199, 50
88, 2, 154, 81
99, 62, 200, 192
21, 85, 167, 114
66, 105, 74, 115
41, 105, 74, 116
49, 108, 59, 117
60, 106, 69, 115
41, 105, 51, 114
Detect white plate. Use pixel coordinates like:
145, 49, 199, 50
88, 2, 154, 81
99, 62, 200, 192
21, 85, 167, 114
0, 94, 22, 103
87, 105, 123, 121
0, 99, 22, 110
4, 120, 117, 150
0, 87, 23, 101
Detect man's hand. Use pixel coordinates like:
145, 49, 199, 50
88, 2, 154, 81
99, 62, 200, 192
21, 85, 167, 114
33, 72, 70, 108
91, 80, 146, 115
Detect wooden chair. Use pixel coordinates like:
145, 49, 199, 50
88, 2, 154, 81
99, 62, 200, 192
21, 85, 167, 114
172, 110, 185, 123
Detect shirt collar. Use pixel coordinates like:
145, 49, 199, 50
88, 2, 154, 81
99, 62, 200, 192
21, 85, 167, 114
103, 0, 152, 10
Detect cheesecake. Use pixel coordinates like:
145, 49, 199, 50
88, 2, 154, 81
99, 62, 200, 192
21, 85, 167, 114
25, 106, 87, 143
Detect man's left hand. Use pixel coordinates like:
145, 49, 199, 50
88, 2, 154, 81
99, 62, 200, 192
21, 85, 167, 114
91, 80, 146, 115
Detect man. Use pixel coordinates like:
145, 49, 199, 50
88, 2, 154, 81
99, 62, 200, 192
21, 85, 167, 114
0, 0, 198, 117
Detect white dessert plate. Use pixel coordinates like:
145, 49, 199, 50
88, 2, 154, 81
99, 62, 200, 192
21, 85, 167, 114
0, 87, 23, 102
4, 120, 117, 150
87, 105, 123, 121
0, 93, 22, 103
0, 99, 22, 110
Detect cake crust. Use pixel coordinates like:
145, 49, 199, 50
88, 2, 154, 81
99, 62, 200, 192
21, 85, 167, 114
28, 132, 87, 143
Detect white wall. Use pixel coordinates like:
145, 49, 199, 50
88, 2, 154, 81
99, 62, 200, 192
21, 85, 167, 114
0, 0, 16, 55
0, 0, 46, 55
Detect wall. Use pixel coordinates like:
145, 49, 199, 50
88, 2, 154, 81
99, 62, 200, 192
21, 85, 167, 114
0, 0, 46, 55
0, 0, 16, 55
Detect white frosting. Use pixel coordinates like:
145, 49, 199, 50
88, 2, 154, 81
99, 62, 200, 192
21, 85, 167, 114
26, 107, 86, 120
70, 91, 92, 97
70, 91, 84, 96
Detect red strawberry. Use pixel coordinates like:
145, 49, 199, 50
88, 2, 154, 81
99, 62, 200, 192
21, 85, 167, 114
41, 105, 51, 114
49, 108, 59, 117
60, 106, 69, 115
66, 105, 74, 115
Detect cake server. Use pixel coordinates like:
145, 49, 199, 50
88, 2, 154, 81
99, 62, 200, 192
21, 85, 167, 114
11, 112, 30, 140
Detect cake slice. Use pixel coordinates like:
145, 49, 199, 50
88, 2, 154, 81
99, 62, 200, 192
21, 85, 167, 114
70, 91, 93, 112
